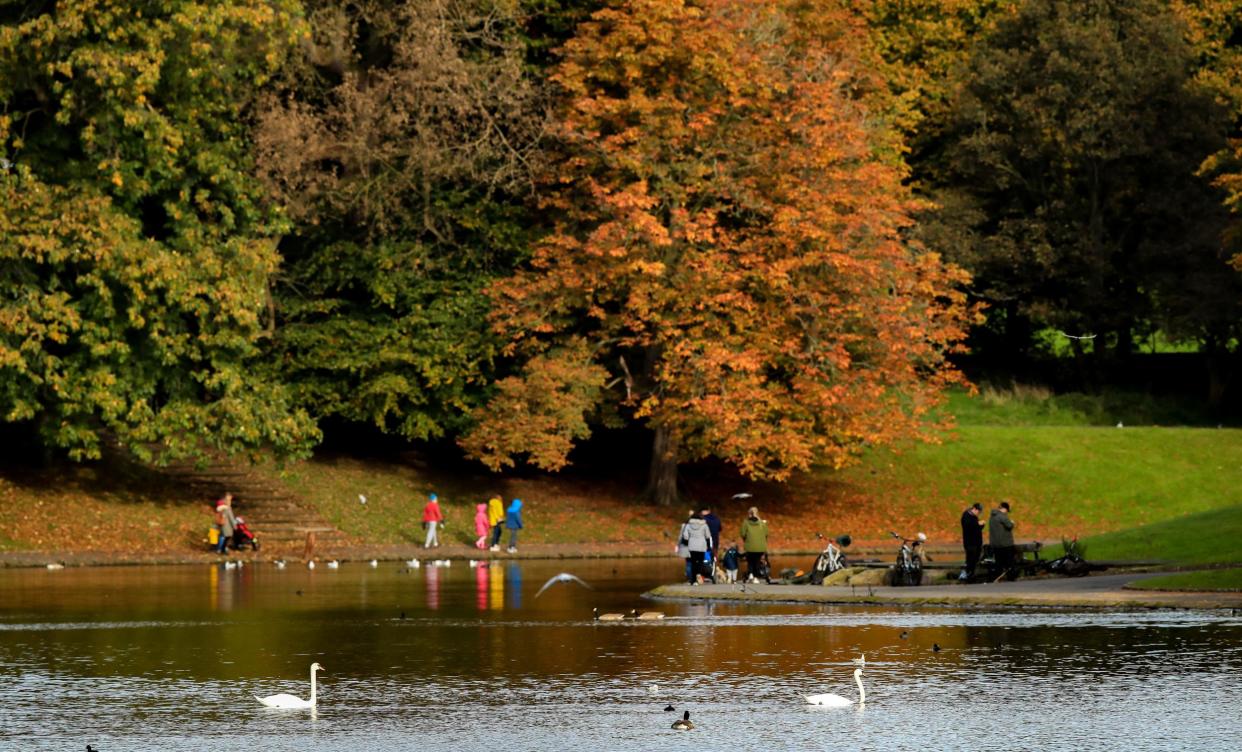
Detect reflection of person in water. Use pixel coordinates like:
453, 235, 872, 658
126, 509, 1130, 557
425, 562, 440, 610
506, 563, 522, 609
490, 562, 504, 610
475, 563, 489, 611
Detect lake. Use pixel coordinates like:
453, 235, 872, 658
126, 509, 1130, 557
1, 558, 1239, 751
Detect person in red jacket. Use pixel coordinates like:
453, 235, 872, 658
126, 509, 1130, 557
422, 493, 443, 548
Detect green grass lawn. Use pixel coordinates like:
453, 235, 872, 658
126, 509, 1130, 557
826, 424, 1242, 550
1066, 505, 1242, 566
1128, 568, 1242, 592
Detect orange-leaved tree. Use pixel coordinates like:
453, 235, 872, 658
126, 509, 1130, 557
460, 0, 976, 505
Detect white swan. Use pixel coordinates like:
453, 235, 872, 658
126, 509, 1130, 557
256, 662, 323, 709
806, 667, 865, 706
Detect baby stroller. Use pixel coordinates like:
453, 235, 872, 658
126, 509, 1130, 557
232, 516, 260, 551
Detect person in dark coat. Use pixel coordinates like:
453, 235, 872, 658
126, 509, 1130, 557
959, 502, 984, 581
989, 501, 1016, 579
700, 505, 722, 572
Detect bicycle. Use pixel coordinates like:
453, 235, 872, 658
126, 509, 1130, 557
890, 531, 929, 587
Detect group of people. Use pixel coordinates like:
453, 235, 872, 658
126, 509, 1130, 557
421, 493, 525, 553
677, 505, 772, 585
959, 500, 1017, 581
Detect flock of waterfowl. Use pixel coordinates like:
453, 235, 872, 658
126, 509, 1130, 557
236, 563, 871, 727
253, 655, 868, 727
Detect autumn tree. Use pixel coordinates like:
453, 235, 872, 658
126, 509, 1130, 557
460, 0, 974, 505
0, 1, 319, 462
253, 0, 548, 440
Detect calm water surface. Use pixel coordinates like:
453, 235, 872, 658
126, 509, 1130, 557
1, 559, 1240, 751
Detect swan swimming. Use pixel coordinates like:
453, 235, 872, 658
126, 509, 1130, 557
805, 667, 865, 707
256, 662, 323, 709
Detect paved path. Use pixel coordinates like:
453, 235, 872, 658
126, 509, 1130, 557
648, 572, 1242, 610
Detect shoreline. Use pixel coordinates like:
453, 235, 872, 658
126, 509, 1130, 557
646, 573, 1242, 610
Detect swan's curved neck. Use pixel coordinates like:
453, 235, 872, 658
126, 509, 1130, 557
310, 666, 318, 707
855, 671, 865, 704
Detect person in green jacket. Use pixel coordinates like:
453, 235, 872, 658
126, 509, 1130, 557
740, 507, 771, 583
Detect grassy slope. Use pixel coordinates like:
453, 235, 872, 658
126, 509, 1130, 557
1, 387, 1239, 563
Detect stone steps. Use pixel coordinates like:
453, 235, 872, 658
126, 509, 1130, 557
150, 455, 347, 556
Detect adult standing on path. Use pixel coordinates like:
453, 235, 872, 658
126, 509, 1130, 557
487, 494, 505, 552
989, 501, 1016, 579
682, 511, 713, 584
214, 492, 237, 555
959, 502, 984, 581
505, 498, 524, 553
422, 493, 443, 549
740, 506, 771, 584
701, 505, 722, 563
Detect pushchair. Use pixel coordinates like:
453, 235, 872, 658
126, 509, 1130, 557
231, 516, 260, 551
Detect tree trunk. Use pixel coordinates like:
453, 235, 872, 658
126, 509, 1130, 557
646, 423, 680, 507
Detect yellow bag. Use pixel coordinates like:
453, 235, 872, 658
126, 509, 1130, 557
208, 527, 220, 545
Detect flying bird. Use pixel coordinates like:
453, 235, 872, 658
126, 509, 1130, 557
534, 573, 594, 598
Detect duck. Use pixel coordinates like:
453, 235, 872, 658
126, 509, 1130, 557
307, 560, 316, 570
629, 609, 665, 620
664, 705, 675, 712
223, 560, 239, 570
407, 558, 421, 568
273, 559, 287, 569
671, 710, 694, 730
46, 562, 65, 570
255, 662, 323, 709
593, 608, 626, 621
326, 560, 340, 569
369, 560, 378, 568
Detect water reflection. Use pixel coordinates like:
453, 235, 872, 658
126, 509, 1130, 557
1, 560, 1240, 751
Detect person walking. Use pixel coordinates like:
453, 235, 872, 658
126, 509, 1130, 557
473, 502, 491, 549
504, 498, 524, 553
989, 501, 1016, 579
682, 511, 713, 584
487, 494, 505, 551
701, 505, 723, 573
740, 506, 771, 583
214, 492, 237, 555
959, 502, 984, 581
422, 493, 443, 548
